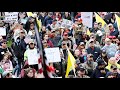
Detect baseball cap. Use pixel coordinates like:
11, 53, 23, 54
89, 39, 94, 43
28, 39, 35, 44
87, 54, 93, 58
77, 66, 85, 71
97, 59, 106, 66
108, 23, 113, 27
102, 50, 106, 54
80, 42, 85, 45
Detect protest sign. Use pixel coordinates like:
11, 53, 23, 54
45, 47, 61, 63
81, 12, 93, 28
27, 49, 39, 65
61, 19, 73, 29
5, 12, 18, 22
0, 27, 6, 36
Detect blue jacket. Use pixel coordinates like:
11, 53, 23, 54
87, 47, 101, 61
43, 16, 53, 26
110, 29, 119, 38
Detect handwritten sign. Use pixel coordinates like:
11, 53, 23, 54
5, 12, 18, 22
0, 27, 6, 36
27, 49, 39, 65
81, 12, 93, 28
45, 47, 61, 63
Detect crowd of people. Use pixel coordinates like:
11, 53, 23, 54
0, 12, 120, 78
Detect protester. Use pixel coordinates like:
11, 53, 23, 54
82, 54, 97, 76
105, 57, 120, 71
75, 66, 90, 78
24, 40, 39, 71
0, 12, 120, 78
91, 59, 109, 78
106, 64, 120, 78
86, 39, 101, 61
102, 38, 118, 59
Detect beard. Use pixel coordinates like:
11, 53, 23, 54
87, 60, 94, 66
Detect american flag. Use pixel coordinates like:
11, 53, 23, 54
34, 17, 54, 78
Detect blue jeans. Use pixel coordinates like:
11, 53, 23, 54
13, 63, 22, 77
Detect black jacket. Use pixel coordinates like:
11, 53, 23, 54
91, 66, 109, 78
12, 38, 27, 61
87, 47, 101, 61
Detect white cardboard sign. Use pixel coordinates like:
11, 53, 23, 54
0, 27, 6, 36
45, 47, 61, 63
81, 12, 93, 28
5, 12, 18, 22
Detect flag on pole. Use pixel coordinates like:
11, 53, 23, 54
26, 12, 42, 32
65, 49, 76, 78
94, 12, 107, 28
115, 14, 120, 31
26, 12, 34, 17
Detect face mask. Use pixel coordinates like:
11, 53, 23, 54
16, 39, 20, 43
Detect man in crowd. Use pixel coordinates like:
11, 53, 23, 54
82, 54, 97, 76
102, 38, 117, 59
91, 59, 109, 78
86, 39, 101, 61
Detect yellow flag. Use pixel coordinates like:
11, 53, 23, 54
115, 14, 120, 31
36, 17, 42, 32
26, 12, 34, 17
26, 12, 41, 32
86, 29, 91, 36
94, 12, 107, 28
65, 49, 76, 78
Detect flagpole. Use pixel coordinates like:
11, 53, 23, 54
34, 17, 48, 78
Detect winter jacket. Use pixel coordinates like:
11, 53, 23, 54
82, 61, 97, 76
91, 66, 109, 78
87, 47, 101, 61
102, 43, 117, 58
49, 36, 61, 47
110, 28, 119, 38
